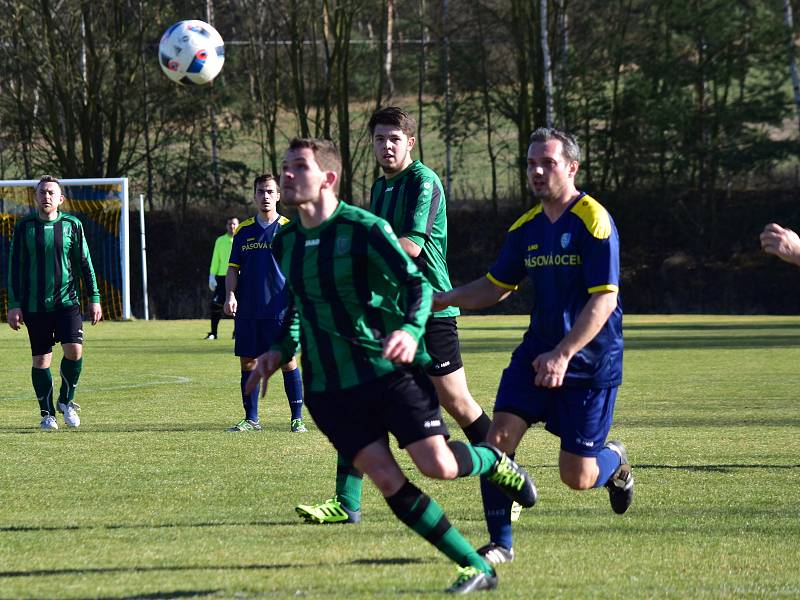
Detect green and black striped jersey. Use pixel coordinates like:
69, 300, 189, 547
370, 159, 459, 318
271, 201, 432, 393
7, 212, 100, 313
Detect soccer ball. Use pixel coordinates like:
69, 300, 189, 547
158, 20, 225, 85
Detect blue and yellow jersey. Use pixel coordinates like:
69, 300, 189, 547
228, 215, 290, 320
488, 193, 622, 387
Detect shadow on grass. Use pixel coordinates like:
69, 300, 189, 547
0, 563, 299, 579
80, 592, 219, 600
636, 463, 800, 472
625, 322, 800, 332
349, 557, 425, 566
0, 423, 314, 434
460, 334, 800, 353
0, 519, 302, 534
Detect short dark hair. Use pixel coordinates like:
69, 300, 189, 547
368, 106, 417, 137
528, 127, 581, 163
288, 137, 342, 182
253, 174, 279, 195
36, 174, 61, 190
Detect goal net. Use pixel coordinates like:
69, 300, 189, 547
0, 178, 130, 321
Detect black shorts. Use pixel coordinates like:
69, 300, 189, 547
424, 317, 464, 377
304, 368, 450, 461
210, 275, 226, 307
24, 305, 84, 356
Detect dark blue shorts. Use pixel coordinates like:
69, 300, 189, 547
494, 345, 618, 457
234, 317, 285, 358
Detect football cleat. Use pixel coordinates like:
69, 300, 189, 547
40, 414, 59, 431
57, 401, 81, 428
290, 418, 307, 433
605, 440, 634, 514
480, 443, 538, 508
445, 566, 498, 594
295, 497, 361, 524
226, 418, 261, 432
203, 332, 216, 340
477, 543, 515, 566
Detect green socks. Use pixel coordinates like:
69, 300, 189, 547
31, 367, 54, 416
448, 440, 499, 477
386, 479, 494, 575
335, 452, 364, 512
58, 357, 83, 405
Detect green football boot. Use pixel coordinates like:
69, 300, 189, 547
226, 418, 262, 432
445, 565, 498, 594
481, 443, 538, 508
295, 497, 361, 524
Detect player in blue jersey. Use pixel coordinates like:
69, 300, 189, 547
223, 174, 306, 433
435, 127, 634, 566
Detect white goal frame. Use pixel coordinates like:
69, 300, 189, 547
0, 177, 131, 320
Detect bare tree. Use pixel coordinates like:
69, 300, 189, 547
540, 0, 554, 127
784, 0, 800, 135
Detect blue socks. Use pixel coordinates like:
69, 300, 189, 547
593, 445, 623, 488
240, 371, 259, 422
480, 452, 515, 550
240, 369, 303, 423
283, 368, 304, 420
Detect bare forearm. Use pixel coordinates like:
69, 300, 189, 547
225, 268, 238, 298
436, 276, 511, 311
556, 291, 617, 359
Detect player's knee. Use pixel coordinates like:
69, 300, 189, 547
559, 467, 595, 490
368, 467, 405, 495
417, 455, 458, 480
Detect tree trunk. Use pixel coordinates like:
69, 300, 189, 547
784, 0, 800, 136
384, 0, 395, 100
416, 0, 428, 163
540, 0, 554, 127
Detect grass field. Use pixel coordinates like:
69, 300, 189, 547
1, 315, 798, 599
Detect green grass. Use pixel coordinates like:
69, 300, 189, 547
0, 315, 798, 599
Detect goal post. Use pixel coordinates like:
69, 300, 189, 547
0, 178, 131, 320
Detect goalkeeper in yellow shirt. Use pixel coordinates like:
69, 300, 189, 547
205, 217, 239, 340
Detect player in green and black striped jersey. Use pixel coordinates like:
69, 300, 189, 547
246, 139, 537, 594
6, 175, 102, 431
296, 107, 495, 534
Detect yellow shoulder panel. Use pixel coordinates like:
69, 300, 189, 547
234, 217, 255, 234
508, 205, 543, 232
278, 215, 290, 225
570, 195, 611, 240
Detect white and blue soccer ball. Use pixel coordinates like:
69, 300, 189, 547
158, 20, 225, 85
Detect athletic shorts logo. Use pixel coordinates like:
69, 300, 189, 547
575, 437, 594, 448
434, 360, 451, 370
423, 419, 442, 428
561, 233, 571, 249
